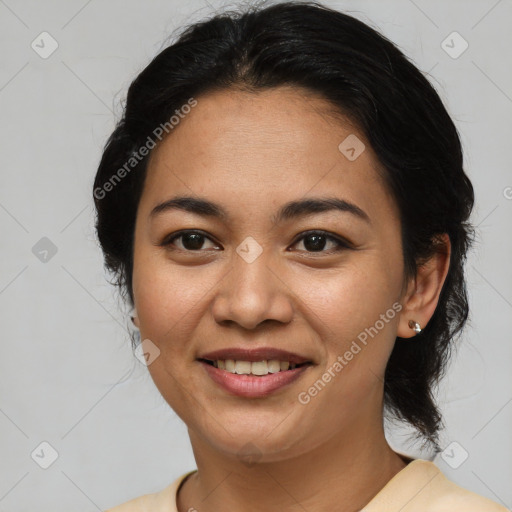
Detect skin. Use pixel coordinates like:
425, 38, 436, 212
131, 86, 451, 512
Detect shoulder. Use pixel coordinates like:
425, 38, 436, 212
364, 459, 509, 512
103, 471, 195, 512
425, 465, 509, 512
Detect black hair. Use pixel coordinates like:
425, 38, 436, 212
93, 0, 475, 451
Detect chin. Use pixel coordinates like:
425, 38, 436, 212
194, 415, 314, 463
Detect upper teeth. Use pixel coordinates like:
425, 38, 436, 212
214, 360, 297, 375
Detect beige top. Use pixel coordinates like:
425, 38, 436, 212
105, 459, 509, 511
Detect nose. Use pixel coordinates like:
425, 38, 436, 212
210, 248, 294, 330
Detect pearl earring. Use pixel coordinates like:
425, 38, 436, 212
408, 320, 422, 334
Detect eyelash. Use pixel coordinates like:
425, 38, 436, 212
160, 229, 352, 254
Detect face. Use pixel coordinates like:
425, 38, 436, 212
131, 86, 408, 462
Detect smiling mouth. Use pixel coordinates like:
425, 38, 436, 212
198, 358, 313, 376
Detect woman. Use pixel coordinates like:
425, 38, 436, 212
93, 2, 508, 511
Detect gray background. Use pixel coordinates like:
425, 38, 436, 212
0, 0, 511, 510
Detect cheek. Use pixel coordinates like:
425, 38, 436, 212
294, 261, 399, 333
132, 251, 213, 339
292, 257, 402, 382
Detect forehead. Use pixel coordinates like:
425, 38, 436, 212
141, 86, 398, 225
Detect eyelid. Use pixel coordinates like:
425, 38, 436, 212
161, 229, 352, 253
161, 229, 220, 249
288, 230, 353, 254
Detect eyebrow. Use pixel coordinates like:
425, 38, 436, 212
149, 195, 371, 225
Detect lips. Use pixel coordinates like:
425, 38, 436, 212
197, 347, 314, 398
198, 347, 312, 365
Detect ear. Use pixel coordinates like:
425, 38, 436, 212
397, 233, 451, 338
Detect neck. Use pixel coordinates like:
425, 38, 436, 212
177, 420, 408, 512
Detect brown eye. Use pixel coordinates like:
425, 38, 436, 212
291, 231, 351, 253
162, 230, 219, 251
